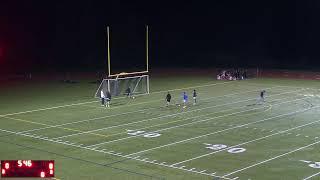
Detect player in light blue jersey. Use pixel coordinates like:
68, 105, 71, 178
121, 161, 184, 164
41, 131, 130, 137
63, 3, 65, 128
183, 92, 188, 108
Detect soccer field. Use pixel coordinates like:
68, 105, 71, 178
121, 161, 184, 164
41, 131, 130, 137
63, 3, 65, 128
1, 75, 320, 180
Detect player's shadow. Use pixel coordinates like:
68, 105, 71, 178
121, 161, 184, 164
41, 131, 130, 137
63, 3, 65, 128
246, 103, 264, 106
111, 99, 131, 106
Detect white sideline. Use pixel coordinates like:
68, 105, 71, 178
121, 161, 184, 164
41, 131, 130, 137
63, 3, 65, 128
52, 88, 303, 140
86, 95, 297, 148
171, 119, 320, 166
303, 172, 320, 180
0, 100, 97, 118
0, 128, 233, 180
22, 85, 282, 133
0, 81, 233, 118
125, 103, 318, 157
222, 140, 320, 177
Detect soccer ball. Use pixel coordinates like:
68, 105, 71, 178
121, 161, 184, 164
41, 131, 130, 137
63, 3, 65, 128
132, 96, 135, 99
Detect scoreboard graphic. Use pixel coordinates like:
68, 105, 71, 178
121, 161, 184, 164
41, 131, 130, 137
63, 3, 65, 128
1, 160, 54, 178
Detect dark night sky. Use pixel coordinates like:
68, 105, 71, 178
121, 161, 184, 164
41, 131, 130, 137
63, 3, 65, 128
1, 0, 320, 73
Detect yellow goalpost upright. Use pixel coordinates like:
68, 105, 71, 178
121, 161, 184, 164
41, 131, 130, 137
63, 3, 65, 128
106, 25, 149, 78
94, 25, 150, 98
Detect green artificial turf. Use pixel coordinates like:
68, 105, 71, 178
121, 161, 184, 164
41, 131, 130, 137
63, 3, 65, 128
1, 74, 320, 180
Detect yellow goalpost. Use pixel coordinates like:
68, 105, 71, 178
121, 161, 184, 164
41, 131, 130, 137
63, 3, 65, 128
94, 26, 150, 98
106, 25, 149, 78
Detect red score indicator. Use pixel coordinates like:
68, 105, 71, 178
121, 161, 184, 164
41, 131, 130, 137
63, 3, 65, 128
4, 163, 9, 169
40, 171, 45, 178
0, 160, 54, 178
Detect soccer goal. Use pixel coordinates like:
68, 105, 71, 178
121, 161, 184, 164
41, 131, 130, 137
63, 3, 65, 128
95, 73, 150, 97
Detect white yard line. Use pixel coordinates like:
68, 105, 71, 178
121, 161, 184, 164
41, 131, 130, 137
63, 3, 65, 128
303, 172, 320, 180
20, 85, 284, 133
0, 100, 98, 118
0, 128, 232, 180
0, 81, 234, 118
52, 89, 303, 140
85, 108, 241, 147
171, 119, 320, 166
20, 86, 275, 133
150, 81, 233, 94
85, 102, 272, 147
222, 140, 320, 177
125, 103, 318, 157
0, 79, 299, 119
1, 100, 316, 179
86, 95, 297, 148
20, 107, 156, 133
244, 81, 320, 91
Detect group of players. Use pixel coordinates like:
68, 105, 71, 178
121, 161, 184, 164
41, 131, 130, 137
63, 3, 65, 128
100, 90, 112, 107
100, 87, 133, 108
100, 88, 198, 108
165, 90, 197, 108
100, 88, 265, 108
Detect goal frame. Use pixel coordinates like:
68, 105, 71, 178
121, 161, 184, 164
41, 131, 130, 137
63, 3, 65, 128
94, 73, 150, 98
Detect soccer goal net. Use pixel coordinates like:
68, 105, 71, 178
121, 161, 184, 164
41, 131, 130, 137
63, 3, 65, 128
95, 74, 149, 98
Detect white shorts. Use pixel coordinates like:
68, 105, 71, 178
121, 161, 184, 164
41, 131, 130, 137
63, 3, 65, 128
183, 99, 187, 103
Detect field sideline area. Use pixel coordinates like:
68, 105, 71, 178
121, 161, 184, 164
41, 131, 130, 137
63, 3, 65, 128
1, 74, 320, 180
